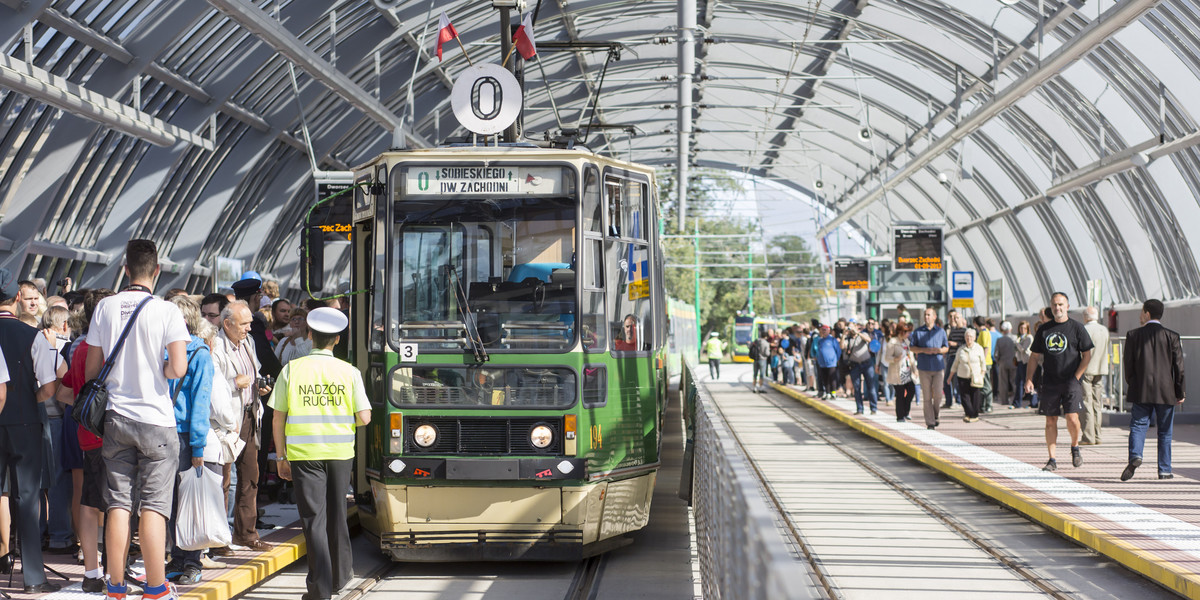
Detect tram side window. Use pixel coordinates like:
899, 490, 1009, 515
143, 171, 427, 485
623, 179, 647, 240
583, 166, 602, 234
581, 237, 606, 353
605, 180, 622, 237
607, 240, 652, 353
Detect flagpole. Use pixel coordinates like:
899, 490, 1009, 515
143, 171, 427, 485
456, 36, 473, 66
501, 45, 516, 68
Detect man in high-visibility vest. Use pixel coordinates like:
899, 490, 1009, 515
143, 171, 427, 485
269, 307, 370, 600
704, 332, 727, 380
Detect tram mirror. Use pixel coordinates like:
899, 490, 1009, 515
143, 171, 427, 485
301, 227, 325, 295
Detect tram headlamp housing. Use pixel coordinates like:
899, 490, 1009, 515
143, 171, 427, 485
530, 424, 554, 449
413, 424, 438, 448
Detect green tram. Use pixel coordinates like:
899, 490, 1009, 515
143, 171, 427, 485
331, 146, 668, 561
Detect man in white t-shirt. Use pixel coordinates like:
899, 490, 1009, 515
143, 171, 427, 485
85, 240, 190, 600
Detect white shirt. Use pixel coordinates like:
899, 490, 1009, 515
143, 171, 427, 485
30, 333, 57, 388
87, 291, 191, 428
275, 336, 312, 367
0, 345, 8, 385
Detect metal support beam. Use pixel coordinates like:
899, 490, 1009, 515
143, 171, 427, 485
948, 129, 1200, 237
817, 0, 1161, 238
0, 54, 214, 149
207, 0, 428, 148
677, 0, 695, 229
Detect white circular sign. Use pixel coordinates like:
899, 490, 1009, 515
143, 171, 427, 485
451, 64, 523, 136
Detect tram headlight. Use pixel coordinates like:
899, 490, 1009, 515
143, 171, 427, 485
530, 424, 554, 449
413, 424, 438, 448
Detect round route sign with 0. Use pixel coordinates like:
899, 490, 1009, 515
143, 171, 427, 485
451, 63, 523, 135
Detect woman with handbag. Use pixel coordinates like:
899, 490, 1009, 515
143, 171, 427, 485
949, 328, 987, 422
884, 323, 917, 422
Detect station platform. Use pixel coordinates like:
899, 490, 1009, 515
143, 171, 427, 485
769, 381, 1200, 599
7, 502, 317, 600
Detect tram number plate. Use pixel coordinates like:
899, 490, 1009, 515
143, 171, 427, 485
398, 343, 419, 362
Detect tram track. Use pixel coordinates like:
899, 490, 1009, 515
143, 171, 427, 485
720, 375, 1077, 600
563, 554, 608, 600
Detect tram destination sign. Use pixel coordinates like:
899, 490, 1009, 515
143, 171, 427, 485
833, 257, 870, 290
893, 226, 944, 271
404, 165, 564, 196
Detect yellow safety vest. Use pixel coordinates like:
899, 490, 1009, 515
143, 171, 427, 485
281, 353, 358, 461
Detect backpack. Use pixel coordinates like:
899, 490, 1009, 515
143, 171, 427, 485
749, 338, 768, 360
847, 336, 872, 364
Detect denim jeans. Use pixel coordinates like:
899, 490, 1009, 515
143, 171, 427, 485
850, 361, 878, 413
1129, 403, 1174, 475
879, 364, 895, 403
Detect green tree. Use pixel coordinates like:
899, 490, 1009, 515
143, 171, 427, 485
657, 168, 822, 337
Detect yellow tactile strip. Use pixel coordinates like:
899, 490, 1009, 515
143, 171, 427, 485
769, 382, 1200, 600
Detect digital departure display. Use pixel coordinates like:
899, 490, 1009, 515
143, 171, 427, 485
833, 258, 870, 290
893, 227, 943, 271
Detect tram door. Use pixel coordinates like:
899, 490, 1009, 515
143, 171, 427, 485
351, 175, 386, 501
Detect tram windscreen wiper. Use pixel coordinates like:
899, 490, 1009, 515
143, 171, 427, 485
445, 265, 489, 363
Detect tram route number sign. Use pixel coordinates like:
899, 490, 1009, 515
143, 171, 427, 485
451, 63, 522, 136
405, 165, 564, 196
833, 258, 870, 290
893, 226, 944, 271
397, 343, 418, 362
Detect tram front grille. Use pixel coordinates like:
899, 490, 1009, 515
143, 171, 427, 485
405, 417, 563, 455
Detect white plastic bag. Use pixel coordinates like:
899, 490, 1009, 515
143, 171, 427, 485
176, 466, 233, 551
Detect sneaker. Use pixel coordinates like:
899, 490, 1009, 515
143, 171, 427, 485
199, 557, 225, 569
1071, 446, 1083, 468
106, 582, 128, 600
1159, 473, 1174, 480
165, 561, 185, 582
83, 575, 105, 593
143, 582, 178, 600
1121, 458, 1142, 481
176, 566, 202, 586
1042, 458, 1057, 472
25, 582, 62, 593
870, 410, 877, 415
963, 416, 971, 423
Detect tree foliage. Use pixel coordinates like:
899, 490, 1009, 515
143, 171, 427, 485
658, 168, 823, 337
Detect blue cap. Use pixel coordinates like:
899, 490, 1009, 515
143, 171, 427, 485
241, 270, 261, 281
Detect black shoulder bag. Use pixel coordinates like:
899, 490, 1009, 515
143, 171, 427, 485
73, 296, 153, 437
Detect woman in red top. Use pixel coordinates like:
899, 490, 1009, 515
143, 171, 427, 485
56, 288, 114, 593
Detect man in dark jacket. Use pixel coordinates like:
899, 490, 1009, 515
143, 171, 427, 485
0, 269, 60, 592
1120, 299, 1186, 481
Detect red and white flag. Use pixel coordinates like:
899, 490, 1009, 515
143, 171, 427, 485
513, 12, 537, 60
436, 11, 458, 61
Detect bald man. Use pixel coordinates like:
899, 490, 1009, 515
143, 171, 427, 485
1080, 306, 1110, 445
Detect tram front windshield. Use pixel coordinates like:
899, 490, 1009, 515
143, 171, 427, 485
393, 196, 576, 352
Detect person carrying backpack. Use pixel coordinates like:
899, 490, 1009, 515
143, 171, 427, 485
750, 331, 771, 393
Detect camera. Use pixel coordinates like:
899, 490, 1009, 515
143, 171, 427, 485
256, 375, 275, 391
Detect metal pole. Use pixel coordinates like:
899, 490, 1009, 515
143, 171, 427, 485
500, 7, 517, 143
694, 218, 701, 350
677, 0, 695, 230
748, 238, 754, 312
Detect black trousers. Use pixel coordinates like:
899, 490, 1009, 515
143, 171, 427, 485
893, 382, 915, 420
958, 377, 983, 418
0, 423, 49, 586
293, 459, 353, 600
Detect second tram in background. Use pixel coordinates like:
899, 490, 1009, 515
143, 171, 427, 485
312, 145, 669, 561
729, 314, 793, 362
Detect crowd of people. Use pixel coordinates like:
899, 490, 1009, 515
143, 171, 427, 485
0, 239, 355, 600
704, 293, 1185, 482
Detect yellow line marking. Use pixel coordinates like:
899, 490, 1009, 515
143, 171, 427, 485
179, 507, 359, 600
770, 383, 1200, 599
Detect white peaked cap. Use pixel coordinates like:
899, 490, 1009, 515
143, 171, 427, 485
308, 307, 348, 334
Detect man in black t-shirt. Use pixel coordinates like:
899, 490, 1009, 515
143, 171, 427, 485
1025, 292, 1094, 472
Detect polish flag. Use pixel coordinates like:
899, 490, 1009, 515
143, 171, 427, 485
436, 11, 458, 61
513, 13, 537, 60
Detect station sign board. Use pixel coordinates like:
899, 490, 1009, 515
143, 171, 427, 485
404, 165, 564, 197
951, 270, 974, 309
893, 226, 944, 271
833, 257, 870, 290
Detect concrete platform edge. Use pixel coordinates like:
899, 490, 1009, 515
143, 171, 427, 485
178, 506, 359, 600
769, 383, 1200, 600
